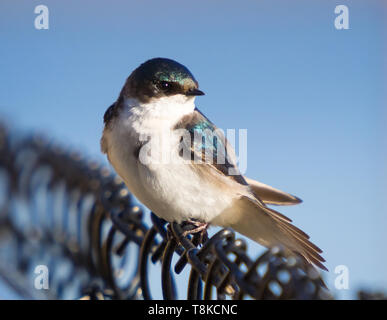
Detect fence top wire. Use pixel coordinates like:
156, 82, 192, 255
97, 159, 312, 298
0, 124, 331, 300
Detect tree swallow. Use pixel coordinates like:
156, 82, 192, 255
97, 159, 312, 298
101, 58, 327, 271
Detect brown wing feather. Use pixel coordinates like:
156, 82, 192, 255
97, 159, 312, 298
245, 177, 302, 206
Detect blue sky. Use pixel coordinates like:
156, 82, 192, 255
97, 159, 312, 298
0, 0, 386, 299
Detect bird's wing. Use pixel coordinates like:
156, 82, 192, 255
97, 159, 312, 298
174, 107, 248, 187
175, 108, 302, 205
174, 108, 327, 271
244, 177, 302, 206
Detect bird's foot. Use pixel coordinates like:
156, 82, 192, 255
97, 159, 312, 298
182, 219, 209, 243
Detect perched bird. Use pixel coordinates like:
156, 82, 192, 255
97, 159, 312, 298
101, 57, 327, 271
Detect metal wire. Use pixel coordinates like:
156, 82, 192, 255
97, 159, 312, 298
0, 124, 331, 300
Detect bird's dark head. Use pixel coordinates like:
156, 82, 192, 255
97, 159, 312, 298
121, 58, 204, 102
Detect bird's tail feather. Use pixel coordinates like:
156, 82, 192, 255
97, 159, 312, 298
230, 197, 327, 271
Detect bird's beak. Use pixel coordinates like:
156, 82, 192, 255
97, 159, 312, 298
185, 88, 205, 96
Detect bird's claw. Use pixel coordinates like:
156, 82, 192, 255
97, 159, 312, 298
182, 219, 209, 244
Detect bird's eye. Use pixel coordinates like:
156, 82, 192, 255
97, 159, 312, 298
159, 81, 171, 91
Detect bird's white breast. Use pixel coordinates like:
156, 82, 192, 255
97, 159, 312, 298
103, 95, 236, 223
